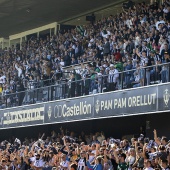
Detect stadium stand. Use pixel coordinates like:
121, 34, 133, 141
0, 1, 169, 170
0, 0, 170, 109
0, 127, 169, 170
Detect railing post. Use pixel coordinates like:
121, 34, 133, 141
33, 89, 35, 104
5, 95, 7, 108
144, 67, 146, 86
101, 76, 103, 93
51, 85, 54, 101
48, 87, 50, 101
121, 72, 123, 89
168, 63, 170, 82
81, 80, 83, 96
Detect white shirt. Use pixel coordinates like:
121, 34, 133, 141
0, 75, 6, 84
15, 64, 22, 77
30, 156, 36, 162
144, 167, 154, 170
125, 156, 135, 170
33, 159, 44, 168
140, 56, 148, 66
126, 19, 132, 28
78, 158, 86, 170
108, 69, 119, 83
60, 160, 69, 170
156, 20, 165, 30
89, 150, 96, 163
163, 8, 169, 13
60, 61, 65, 66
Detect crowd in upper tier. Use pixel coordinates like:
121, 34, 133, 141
0, 0, 170, 107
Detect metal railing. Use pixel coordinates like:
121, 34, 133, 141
0, 62, 169, 109
23, 78, 55, 89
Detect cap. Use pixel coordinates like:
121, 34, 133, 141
110, 64, 114, 67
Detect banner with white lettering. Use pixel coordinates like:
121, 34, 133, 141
44, 96, 93, 123
93, 86, 157, 117
0, 84, 169, 129
0, 104, 45, 128
158, 83, 170, 111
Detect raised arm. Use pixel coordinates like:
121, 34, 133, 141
153, 129, 161, 145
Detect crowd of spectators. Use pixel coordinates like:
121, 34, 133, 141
0, 128, 169, 170
1, 0, 170, 106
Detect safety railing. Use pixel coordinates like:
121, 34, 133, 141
0, 62, 169, 109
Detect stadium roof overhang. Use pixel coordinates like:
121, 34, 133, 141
0, 0, 128, 37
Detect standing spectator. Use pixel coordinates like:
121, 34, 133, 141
108, 64, 119, 91
68, 73, 75, 98
77, 151, 87, 170
103, 39, 110, 56
59, 154, 69, 170
114, 153, 128, 170
86, 156, 103, 170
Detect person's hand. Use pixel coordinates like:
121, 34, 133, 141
153, 129, 157, 134
104, 149, 107, 155
143, 143, 147, 149
85, 152, 89, 160
134, 141, 138, 145
96, 143, 100, 149
84, 145, 88, 151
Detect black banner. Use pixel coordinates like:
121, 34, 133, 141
158, 83, 170, 111
93, 86, 157, 117
0, 83, 169, 129
44, 96, 94, 123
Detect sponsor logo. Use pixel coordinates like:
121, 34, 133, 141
95, 100, 100, 113
163, 89, 170, 107
54, 101, 92, 118
48, 106, 52, 120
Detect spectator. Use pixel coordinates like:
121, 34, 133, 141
1, 0, 170, 108
86, 156, 103, 170
0, 127, 168, 170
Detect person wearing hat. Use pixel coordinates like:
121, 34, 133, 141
107, 64, 119, 91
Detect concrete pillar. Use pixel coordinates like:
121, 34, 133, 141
50, 28, 52, 37
20, 37, 22, 50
